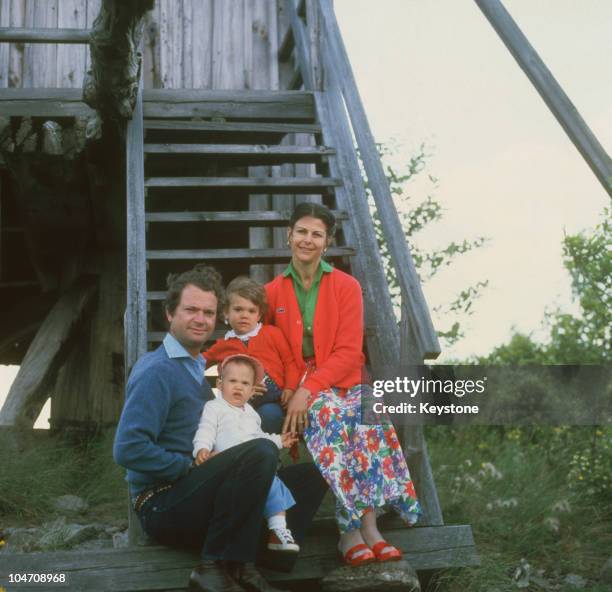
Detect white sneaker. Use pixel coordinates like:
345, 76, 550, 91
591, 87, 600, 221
267, 527, 300, 553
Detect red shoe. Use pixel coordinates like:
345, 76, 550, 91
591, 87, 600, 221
371, 540, 403, 562
338, 543, 376, 567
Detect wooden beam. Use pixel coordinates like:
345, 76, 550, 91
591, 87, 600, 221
0, 88, 95, 117
144, 120, 321, 134
144, 210, 348, 224
0, 525, 478, 591
83, 0, 155, 121
144, 176, 340, 191
0, 27, 90, 44
142, 89, 315, 121
285, 0, 314, 90
474, 0, 612, 198
145, 246, 354, 261
317, 0, 440, 359
0, 279, 95, 429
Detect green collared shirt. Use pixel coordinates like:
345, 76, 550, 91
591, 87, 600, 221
283, 260, 333, 358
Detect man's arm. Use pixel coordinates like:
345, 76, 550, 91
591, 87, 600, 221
113, 366, 192, 482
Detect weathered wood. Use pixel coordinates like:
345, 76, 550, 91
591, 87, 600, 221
286, 0, 314, 90
305, 0, 323, 91
0, 88, 95, 116
0, 525, 478, 592
191, 0, 213, 89
314, 89, 399, 373
41, 121, 62, 155
142, 89, 315, 120
144, 176, 340, 190
474, 0, 612, 197
144, 119, 321, 134
146, 246, 354, 261
144, 209, 347, 224
317, 0, 440, 360
57, 1, 87, 88
0, 27, 90, 43
278, 24, 294, 61
83, 0, 155, 120
0, 278, 95, 428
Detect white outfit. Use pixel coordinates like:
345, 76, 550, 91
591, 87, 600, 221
193, 396, 281, 454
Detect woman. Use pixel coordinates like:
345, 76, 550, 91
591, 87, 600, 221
265, 202, 421, 566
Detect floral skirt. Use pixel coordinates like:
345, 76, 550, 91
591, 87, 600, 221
303, 384, 422, 533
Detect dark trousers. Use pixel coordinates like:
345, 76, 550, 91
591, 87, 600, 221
137, 439, 328, 563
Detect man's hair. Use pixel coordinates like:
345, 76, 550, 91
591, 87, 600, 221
225, 276, 267, 317
289, 202, 336, 237
218, 358, 257, 385
164, 264, 225, 316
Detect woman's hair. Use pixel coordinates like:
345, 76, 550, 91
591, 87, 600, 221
164, 264, 225, 316
289, 202, 336, 237
225, 276, 267, 317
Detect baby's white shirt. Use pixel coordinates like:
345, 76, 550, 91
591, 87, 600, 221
192, 396, 282, 456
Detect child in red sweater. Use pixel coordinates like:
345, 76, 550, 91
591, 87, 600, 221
203, 276, 300, 433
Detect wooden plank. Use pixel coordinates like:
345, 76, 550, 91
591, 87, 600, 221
286, 0, 313, 89
159, 0, 181, 89
0, 5, 10, 88
0, 27, 90, 43
141, 5, 160, 89
306, 0, 323, 90
0, 279, 95, 428
474, 0, 612, 197
8, 0, 26, 88
318, 0, 440, 359
0, 88, 95, 116
146, 246, 354, 261
182, 0, 193, 88
0, 525, 478, 591
313, 89, 400, 376
144, 119, 321, 134
142, 89, 315, 120
144, 209, 347, 224
144, 176, 340, 190
211, 0, 246, 89
85, 0, 101, 74
57, 2, 87, 88
191, 0, 212, 89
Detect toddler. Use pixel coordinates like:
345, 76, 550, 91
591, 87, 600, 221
203, 276, 300, 433
193, 353, 300, 553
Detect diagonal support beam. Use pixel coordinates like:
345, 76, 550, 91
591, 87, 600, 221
474, 0, 612, 198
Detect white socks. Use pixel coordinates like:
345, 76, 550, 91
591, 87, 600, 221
268, 514, 287, 530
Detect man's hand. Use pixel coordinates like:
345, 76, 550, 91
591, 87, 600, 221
195, 448, 211, 465
280, 431, 298, 449
280, 389, 294, 408
282, 387, 310, 434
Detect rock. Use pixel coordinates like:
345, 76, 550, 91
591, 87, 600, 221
112, 531, 129, 549
322, 560, 420, 592
563, 574, 587, 589
2, 527, 39, 553
600, 557, 612, 585
38, 518, 102, 550
51, 494, 89, 514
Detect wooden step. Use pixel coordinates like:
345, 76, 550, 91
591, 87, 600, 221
144, 177, 341, 193
144, 210, 348, 225
144, 120, 321, 134
143, 143, 335, 165
142, 90, 315, 121
145, 246, 355, 261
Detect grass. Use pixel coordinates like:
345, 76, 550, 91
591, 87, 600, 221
1, 426, 610, 590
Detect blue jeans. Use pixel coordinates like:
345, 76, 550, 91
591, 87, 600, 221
136, 439, 327, 562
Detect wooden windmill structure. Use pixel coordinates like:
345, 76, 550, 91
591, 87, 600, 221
1, 0, 609, 589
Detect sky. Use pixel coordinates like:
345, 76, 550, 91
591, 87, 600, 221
1, 0, 610, 426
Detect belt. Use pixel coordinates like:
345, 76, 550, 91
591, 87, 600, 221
133, 484, 173, 513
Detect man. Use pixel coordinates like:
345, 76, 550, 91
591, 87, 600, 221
114, 264, 328, 592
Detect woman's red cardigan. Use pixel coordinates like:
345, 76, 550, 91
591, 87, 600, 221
265, 267, 365, 395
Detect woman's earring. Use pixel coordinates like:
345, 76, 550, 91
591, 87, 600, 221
224, 318, 229, 325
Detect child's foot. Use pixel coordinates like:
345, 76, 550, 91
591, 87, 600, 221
267, 527, 300, 553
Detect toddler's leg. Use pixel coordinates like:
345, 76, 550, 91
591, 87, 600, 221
265, 476, 299, 553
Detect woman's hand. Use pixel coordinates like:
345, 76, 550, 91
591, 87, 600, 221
282, 387, 311, 434
280, 389, 294, 408
251, 382, 267, 397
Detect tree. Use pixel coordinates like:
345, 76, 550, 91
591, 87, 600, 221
369, 143, 489, 347
481, 207, 611, 365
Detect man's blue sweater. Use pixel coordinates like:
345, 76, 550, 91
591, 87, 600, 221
113, 345, 214, 496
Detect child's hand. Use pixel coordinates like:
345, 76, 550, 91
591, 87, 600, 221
195, 448, 211, 465
280, 389, 294, 408
281, 432, 298, 449
251, 382, 267, 397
